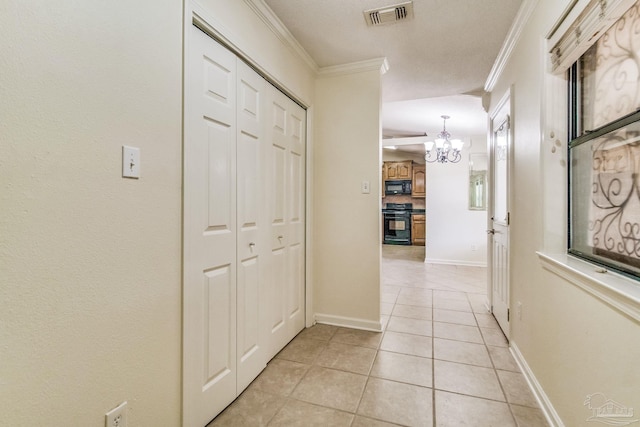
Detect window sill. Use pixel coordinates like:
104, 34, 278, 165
537, 252, 640, 322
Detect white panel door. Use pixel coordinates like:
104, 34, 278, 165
286, 101, 306, 340
264, 86, 306, 359
489, 112, 511, 339
235, 60, 267, 392
184, 25, 237, 427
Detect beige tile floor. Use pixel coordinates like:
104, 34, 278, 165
208, 245, 549, 426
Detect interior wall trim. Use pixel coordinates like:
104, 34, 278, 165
318, 57, 390, 78
424, 258, 487, 268
485, 0, 540, 92
537, 252, 640, 323
243, 0, 390, 80
243, 0, 319, 73
314, 313, 383, 332
511, 342, 565, 427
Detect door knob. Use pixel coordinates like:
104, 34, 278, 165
486, 229, 495, 235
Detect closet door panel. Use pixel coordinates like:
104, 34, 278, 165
287, 243, 303, 318
184, 26, 237, 427
236, 60, 267, 391
263, 87, 306, 357
286, 99, 306, 335
185, 26, 306, 426
264, 89, 289, 357
269, 247, 287, 351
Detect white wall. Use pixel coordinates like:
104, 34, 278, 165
313, 69, 383, 330
0, 1, 317, 425
488, 1, 640, 425
0, 1, 183, 425
425, 136, 488, 266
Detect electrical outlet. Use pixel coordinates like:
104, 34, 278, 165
517, 301, 523, 320
106, 401, 127, 427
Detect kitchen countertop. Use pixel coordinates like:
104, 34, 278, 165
411, 209, 425, 214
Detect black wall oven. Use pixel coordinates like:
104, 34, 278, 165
382, 203, 412, 245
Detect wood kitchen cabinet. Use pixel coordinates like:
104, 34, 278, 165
412, 214, 426, 246
384, 160, 412, 180
412, 164, 425, 197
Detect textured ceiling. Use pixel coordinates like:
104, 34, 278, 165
383, 94, 487, 138
262, 0, 522, 140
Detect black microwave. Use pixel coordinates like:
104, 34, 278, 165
385, 180, 412, 195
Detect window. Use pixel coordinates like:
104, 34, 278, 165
568, 2, 640, 279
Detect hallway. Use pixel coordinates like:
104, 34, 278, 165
208, 246, 549, 426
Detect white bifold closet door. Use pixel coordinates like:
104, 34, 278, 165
263, 85, 306, 360
183, 24, 306, 427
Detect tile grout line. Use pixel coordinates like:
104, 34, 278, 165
351, 283, 394, 426
215, 251, 549, 426
470, 293, 520, 426
350, 306, 388, 426
280, 334, 327, 419
278, 327, 370, 426
431, 288, 436, 427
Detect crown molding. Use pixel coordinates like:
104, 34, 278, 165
243, 0, 319, 73
318, 57, 389, 78
484, 0, 539, 92
243, 0, 391, 79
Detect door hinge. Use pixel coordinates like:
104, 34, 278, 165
507, 308, 510, 321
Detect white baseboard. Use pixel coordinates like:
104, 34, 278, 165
510, 342, 564, 427
314, 313, 383, 332
425, 258, 487, 267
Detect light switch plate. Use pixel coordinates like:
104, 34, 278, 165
122, 146, 140, 179
361, 180, 370, 194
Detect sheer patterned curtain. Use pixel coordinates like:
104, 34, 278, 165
582, 3, 640, 130
571, 2, 640, 273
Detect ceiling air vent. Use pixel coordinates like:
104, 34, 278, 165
364, 1, 414, 26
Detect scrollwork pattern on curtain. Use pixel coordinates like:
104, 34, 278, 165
584, 2, 640, 267
590, 129, 640, 266
583, 3, 640, 130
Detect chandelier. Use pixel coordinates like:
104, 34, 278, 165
424, 115, 463, 163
